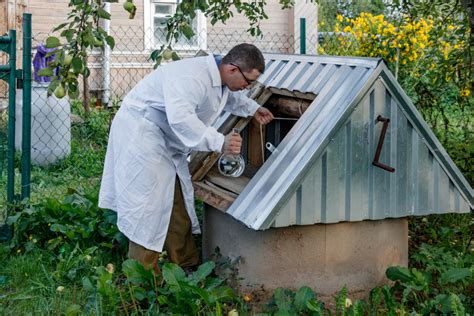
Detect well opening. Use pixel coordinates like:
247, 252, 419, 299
192, 91, 315, 209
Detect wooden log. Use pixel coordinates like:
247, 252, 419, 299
193, 181, 235, 212
266, 95, 313, 118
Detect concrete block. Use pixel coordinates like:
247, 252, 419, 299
203, 205, 408, 295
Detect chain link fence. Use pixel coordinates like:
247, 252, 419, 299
0, 26, 323, 206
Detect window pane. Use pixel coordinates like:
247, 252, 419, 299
154, 17, 167, 45
155, 4, 172, 15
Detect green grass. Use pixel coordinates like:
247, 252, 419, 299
0, 247, 91, 314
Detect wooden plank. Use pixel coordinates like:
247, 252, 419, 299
266, 95, 312, 118
248, 118, 265, 166
193, 181, 235, 212
192, 152, 220, 181
205, 168, 251, 194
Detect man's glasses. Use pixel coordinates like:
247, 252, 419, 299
230, 63, 255, 85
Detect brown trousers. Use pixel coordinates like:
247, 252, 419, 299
128, 178, 200, 273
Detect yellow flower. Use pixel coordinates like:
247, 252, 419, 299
106, 263, 115, 274
319, 21, 325, 27
461, 88, 471, 97
345, 298, 353, 307
448, 25, 455, 30
337, 14, 343, 22
228, 310, 239, 316
243, 294, 252, 302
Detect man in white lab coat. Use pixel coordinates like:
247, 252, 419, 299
99, 44, 273, 273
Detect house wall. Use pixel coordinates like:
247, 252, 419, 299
203, 205, 408, 295
3, 1, 310, 101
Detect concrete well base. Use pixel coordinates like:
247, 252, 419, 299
203, 206, 408, 295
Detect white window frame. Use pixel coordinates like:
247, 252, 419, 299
144, 0, 207, 51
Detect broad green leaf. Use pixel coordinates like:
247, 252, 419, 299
191, 261, 215, 282
209, 286, 234, 302
171, 52, 180, 61
97, 7, 111, 19
71, 57, 83, 73
53, 23, 68, 32
6, 213, 21, 225
106, 35, 115, 49
181, 24, 195, 39
37, 68, 54, 77
82, 276, 94, 291
306, 298, 324, 313
133, 286, 147, 301
122, 259, 155, 284
440, 268, 471, 284
274, 288, 292, 313
294, 286, 315, 312
162, 263, 186, 290
45, 36, 61, 48
386, 266, 412, 283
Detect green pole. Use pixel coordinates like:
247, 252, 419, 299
300, 18, 306, 55
21, 13, 32, 200
6, 30, 16, 203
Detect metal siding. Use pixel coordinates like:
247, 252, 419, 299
345, 121, 352, 221
368, 90, 375, 218
454, 189, 461, 212
321, 152, 328, 223
292, 63, 324, 92
212, 54, 473, 230
287, 62, 313, 91
389, 94, 398, 218
350, 95, 370, 220
438, 168, 450, 212
409, 123, 419, 216
396, 108, 409, 217
303, 64, 337, 92
417, 143, 433, 215
372, 80, 391, 220
301, 157, 322, 224
274, 61, 300, 89
261, 60, 288, 86
433, 160, 440, 213
325, 124, 346, 223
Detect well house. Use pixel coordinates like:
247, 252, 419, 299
190, 53, 473, 295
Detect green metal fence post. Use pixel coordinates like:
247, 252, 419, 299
7, 30, 16, 203
21, 13, 32, 200
300, 18, 306, 55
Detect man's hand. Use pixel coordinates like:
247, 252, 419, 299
222, 131, 242, 155
254, 107, 274, 125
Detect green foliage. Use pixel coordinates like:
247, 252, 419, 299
266, 287, 325, 315
319, 0, 473, 185
40, 1, 117, 104
82, 259, 241, 314
6, 188, 126, 256
318, 0, 386, 32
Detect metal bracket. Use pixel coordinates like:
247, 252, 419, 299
372, 115, 395, 173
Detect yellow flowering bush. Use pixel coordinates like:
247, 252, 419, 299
319, 12, 434, 72
319, 8, 472, 184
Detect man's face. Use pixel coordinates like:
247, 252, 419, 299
225, 64, 261, 91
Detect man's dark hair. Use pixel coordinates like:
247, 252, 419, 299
222, 43, 265, 73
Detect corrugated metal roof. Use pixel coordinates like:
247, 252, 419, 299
215, 54, 473, 230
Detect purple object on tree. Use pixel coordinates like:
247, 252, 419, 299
33, 44, 59, 83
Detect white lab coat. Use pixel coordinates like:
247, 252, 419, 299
98, 55, 260, 252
